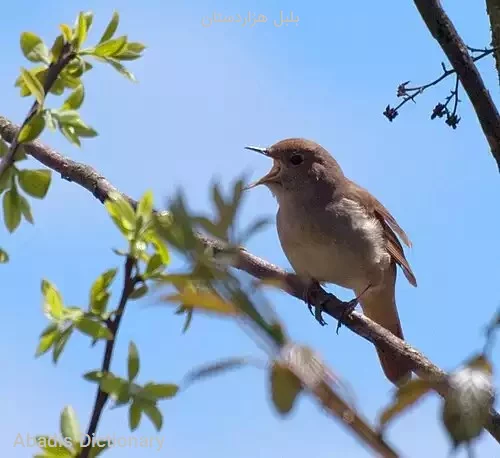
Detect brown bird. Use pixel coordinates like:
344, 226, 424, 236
245, 138, 417, 385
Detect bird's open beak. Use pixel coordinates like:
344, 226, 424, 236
244, 145, 281, 189
244, 145, 269, 156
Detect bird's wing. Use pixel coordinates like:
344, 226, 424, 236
346, 181, 417, 287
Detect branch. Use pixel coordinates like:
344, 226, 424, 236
80, 255, 138, 458
413, 0, 500, 170
0, 42, 75, 178
1, 115, 499, 443
384, 48, 494, 124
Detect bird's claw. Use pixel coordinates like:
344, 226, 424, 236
314, 301, 328, 326
336, 298, 358, 334
304, 281, 327, 326
307, 301, 327, 326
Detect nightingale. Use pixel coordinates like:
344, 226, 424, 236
245, 138, 417, 385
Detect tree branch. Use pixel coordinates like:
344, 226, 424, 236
413, 0, 500, 170
1, 115, 499, 442
80, 255, 138, 458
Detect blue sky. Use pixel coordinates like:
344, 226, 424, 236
1, 1, 499, 457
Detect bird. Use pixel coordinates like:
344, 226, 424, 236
245, 138, 417, 385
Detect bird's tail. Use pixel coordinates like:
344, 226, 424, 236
356, 264, 412, 385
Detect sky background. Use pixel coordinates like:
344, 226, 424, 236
1, 1, 499, 457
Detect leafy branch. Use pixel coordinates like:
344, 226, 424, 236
0, 10, 145, 243
34, 190, 176, 458
80, 255, 138, 458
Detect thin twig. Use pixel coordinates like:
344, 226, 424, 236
0, 115, 499, 443
79, 255, 138, 458
384, 48, 494, 123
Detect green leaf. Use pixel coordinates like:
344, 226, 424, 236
0, 166, 13, 192
72, 124, 98, 138
129, 283, 148, 300
60, 406, 81, 453
143, 383, 179, 400
50, 35, 64, 61
114, 51, 142, 61
73, 12, 87, 49
90, 268, 117, 314
18, 169, 51, 198
127, 42, 146, 54
56, 110, 87, 128
3, 188, 21, 233
137, 190, 153, 222
60, 125, 81, 147
49, 78, 65, 96
100, 375, 130, 404
17, 191, 34, 224
18, 111, 46, 143
105, 192, 136, 233
378, 378, 439, 429
36, 436, 73, 456
35, 324, 59, 356
163, 289, 239, 316
82, 11, 94, 32
128, 341, 140, 381
149, 234, 170, 265
105, 201, 131, 236
20, 32, 49, 63
114, 42, 146, 61
15, 66, 46, 97
66, 58, 85, 78
142, 403, 163, 431
93, 36, 127, 57
20, 67, 45, 106
0, 248, 9, 263
83, 370, 104, 382
41, 279, 64, 321
145, 253, 164, 277
59, 24, 73, 42
104, 58, 136, 81
76, 316, 113, 340
99, 12, 120, 43
59, 71, 81, 89
270, 362, 303, 415
62, 85, 85, 110
13, 145, 28, 162
53, 327, 72, 363
129, 401, 142, 431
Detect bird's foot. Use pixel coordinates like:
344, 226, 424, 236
335, 298, 358, 334
303, 280, 327, 326
335, 283, 372, 334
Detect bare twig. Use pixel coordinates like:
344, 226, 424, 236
79, 255, 139, 458
0, 42, 75, 179
0, 114, 499, 443
413, 0, 500, 170
384, 48, 493, 126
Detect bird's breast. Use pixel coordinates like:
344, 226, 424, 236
276, 197, 390, 290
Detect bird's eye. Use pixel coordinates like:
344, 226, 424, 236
289, 153, 304, 166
